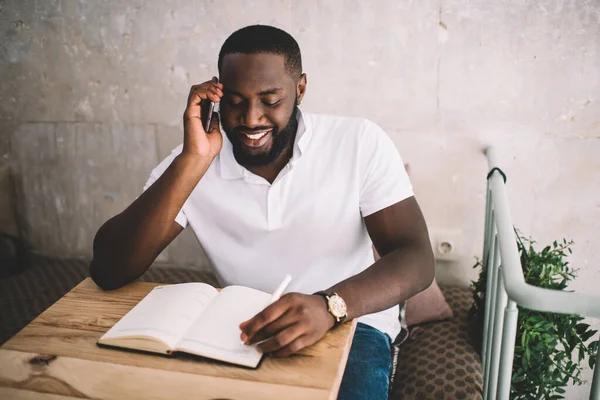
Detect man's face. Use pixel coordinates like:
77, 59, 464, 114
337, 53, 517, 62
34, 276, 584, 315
219, 53, 302, 167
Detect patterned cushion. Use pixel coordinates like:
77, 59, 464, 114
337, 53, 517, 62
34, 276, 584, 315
390, 286, 483, 400
0, 255, 218, 345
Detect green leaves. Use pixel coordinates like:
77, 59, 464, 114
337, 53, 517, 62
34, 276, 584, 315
581, 329, 598, 342
575, 323, 590, 334
470, 232, 597, 399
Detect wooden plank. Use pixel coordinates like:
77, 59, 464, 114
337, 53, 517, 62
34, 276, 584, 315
2, 278, 356, 393
3, 324, 339, 388
328, 320, 357, 400
0, 387, 81, 399
0, 349, 329, 400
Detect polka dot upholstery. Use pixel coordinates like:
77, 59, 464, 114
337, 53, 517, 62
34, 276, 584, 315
390, 286, 483, 400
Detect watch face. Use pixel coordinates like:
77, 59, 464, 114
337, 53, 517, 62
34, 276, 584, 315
329, 294, 347, 318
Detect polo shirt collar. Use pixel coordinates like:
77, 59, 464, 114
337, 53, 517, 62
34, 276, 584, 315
218, 107, 312, 180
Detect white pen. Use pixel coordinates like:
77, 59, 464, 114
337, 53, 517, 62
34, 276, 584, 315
265, 274, 292, 307
240, 274, 293, 346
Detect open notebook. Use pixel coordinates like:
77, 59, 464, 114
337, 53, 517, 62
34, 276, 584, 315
97, 283, 271, 368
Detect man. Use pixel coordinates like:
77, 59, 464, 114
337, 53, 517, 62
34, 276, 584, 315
90, 25, 434, 399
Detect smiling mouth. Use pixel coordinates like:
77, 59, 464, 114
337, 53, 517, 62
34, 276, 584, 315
238, 128, 273, 148
243, 130, 270, 140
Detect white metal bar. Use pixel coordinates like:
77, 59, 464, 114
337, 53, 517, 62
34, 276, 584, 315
483, 233, 499, 395
496, 298, 519, 400
486, 270, 508, 400
482, 231, 496, 359
591, 342, 600, 400
482, 183, 493, 270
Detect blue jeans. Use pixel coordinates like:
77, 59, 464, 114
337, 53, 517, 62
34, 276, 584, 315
338, 323, 392, 400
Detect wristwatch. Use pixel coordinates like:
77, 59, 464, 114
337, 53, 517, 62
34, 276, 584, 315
313, 291, 347, 327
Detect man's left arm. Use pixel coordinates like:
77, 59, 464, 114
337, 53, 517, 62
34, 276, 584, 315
328, 196, 435, 321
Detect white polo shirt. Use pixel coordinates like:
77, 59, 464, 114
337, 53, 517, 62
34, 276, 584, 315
143, 110, 413, 340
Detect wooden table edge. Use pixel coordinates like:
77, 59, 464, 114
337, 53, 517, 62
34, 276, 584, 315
0, 348, 334, 400
328, 319, 357, 400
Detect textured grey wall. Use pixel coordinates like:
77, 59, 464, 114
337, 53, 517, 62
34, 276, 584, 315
1, 1, 599, 395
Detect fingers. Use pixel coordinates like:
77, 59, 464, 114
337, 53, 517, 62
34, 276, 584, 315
206, 85, 223, 102
271, 337, 312, 358
257, 324, 307, 355
240, 298, 290, 344
248, 309, 296, 345
209, 76, 224, 99
211, 75, 223, 87
186, 78, 223, 110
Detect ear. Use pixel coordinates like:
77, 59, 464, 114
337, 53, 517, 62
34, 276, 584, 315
296, 73, 307, 104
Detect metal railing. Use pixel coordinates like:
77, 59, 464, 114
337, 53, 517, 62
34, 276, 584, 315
482, 147, 600, 400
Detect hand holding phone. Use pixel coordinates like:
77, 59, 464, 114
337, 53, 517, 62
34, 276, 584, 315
183, 77, 223, 158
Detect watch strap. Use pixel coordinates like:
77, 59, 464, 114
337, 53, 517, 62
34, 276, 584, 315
314, 290, 336, 298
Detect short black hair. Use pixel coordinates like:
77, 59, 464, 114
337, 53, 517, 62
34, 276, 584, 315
218, 25, 302, 81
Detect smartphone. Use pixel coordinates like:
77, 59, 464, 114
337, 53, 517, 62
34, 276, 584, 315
200, 98, 215, 133
200, 78, 219, 133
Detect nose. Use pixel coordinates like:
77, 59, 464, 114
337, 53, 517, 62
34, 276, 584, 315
241, 102, 264, 128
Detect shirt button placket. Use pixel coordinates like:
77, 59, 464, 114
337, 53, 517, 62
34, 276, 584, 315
267, 184, 283, 230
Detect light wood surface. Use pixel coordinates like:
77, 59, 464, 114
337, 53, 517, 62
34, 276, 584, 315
0, 278, 356, 400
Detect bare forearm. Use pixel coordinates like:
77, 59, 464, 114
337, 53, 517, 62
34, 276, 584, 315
329, 242, 435, 320
91, 153, 210, 288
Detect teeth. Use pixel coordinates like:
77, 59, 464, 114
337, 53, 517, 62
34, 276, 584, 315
245, 130, 270, 140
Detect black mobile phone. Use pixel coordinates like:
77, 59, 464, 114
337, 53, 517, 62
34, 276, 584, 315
200, 78, 219, 132
200, 98, 215, 133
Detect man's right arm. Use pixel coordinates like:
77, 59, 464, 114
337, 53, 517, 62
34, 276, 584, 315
90, 154, 209, 289
90, 78, 224, 290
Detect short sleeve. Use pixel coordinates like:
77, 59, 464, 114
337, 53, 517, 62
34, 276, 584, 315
142, 145, 189, 228
359, 120, 414, 217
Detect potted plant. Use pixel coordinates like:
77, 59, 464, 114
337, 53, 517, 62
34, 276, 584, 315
469, 231, 599, 399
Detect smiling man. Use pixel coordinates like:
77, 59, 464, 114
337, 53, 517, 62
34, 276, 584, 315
90, 25, 434, 399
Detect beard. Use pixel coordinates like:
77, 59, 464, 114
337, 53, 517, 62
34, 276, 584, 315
223, 99, 299, 167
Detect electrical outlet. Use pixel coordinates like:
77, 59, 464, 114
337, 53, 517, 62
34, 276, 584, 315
430, 229, 465, 261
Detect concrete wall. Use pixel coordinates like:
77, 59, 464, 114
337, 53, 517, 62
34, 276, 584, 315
1, 0, 599, 396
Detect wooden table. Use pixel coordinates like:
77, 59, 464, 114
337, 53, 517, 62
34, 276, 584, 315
0, 278, 356, 400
